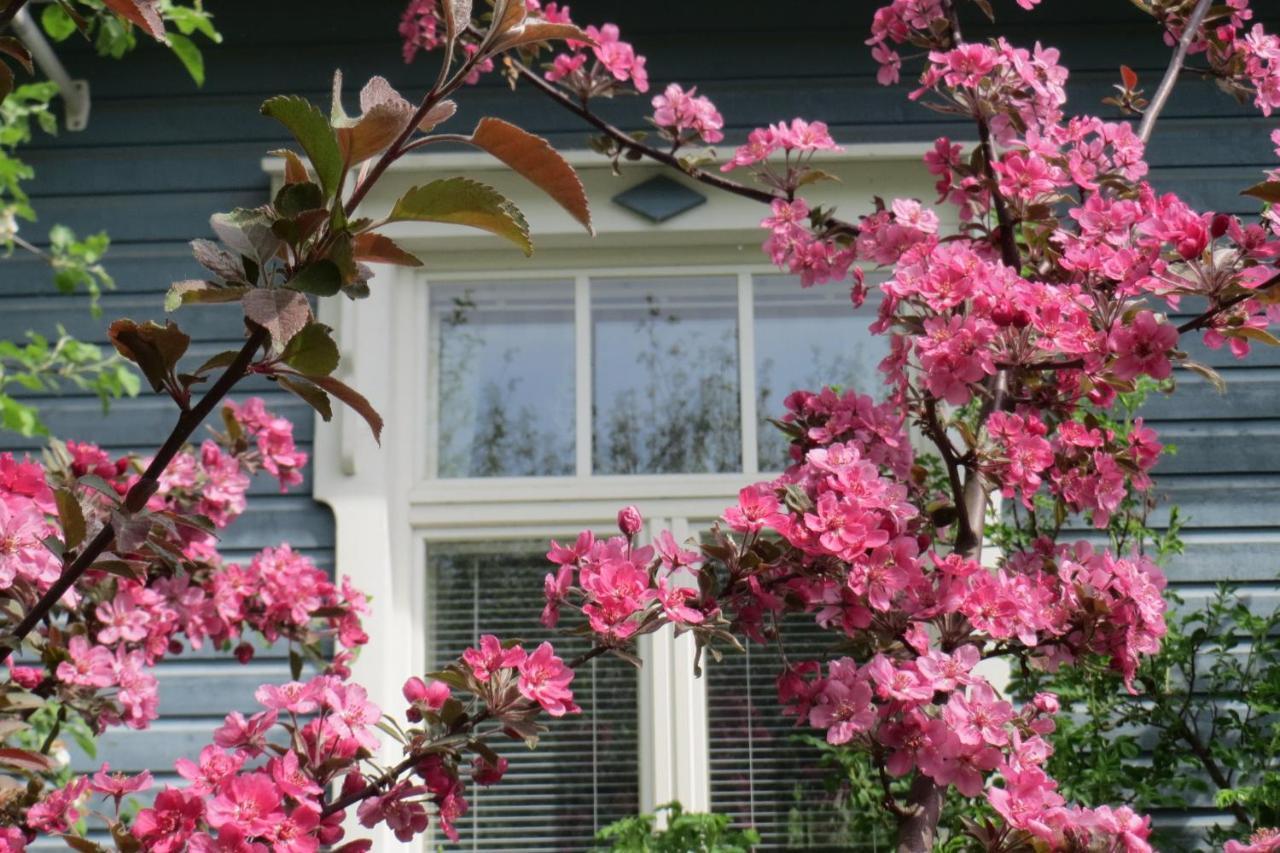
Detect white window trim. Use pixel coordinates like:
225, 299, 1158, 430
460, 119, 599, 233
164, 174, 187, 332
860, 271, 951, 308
280, 142, 939, 849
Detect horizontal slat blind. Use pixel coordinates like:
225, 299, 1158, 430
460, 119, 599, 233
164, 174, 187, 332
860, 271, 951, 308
428, 541, 640, 851
707, 618, 873, 849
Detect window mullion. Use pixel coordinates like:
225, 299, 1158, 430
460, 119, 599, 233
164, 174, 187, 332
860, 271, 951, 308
668, 515, 711, 812
737, 272, 759, 475
575, 274, 592, 477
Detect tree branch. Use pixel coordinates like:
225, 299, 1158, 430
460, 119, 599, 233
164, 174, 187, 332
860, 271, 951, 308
1176, 270, 1280, 334
1138, 0, 1213, 145
0, 327, 268, 663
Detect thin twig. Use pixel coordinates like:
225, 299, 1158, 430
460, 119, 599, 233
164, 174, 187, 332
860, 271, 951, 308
1138, 0, 1213, 144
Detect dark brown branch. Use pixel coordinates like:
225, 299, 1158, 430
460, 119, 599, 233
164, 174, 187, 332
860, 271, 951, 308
0, 327, 268, 663
1138, 0, 1213, 144
1177, 270, 1280, 334
504, 56, 862, 238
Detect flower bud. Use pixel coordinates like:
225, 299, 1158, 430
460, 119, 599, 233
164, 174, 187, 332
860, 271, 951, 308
1033, 692, 1061, 714
233, 642, 255, 664
617, 505, 643, 537
1210, 213, 1231, 239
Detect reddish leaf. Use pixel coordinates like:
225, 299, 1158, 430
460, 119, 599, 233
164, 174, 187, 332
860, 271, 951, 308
107, 319, 191, 392
101, 0, 167, 43
352, 232, 423, 267
0, 38, 33, 74
269, 149, 311, 186
301, 374, 383, 444
339, 103, 413, 165
242, 289, 312, 348
470, 117, 593, 234
491, 22, 592, 53
0, 747, 58, 773
1242, 181, 1280, 204
1120, 64, 1138, 90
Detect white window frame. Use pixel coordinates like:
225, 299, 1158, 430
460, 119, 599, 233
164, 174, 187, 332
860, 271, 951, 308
268, 142, 938, 849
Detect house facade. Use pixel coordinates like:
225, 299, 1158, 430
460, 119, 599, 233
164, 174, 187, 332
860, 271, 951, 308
2, 1, 1277, 849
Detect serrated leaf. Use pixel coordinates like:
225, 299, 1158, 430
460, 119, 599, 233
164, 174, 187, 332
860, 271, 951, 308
387, 178, 531, 255
191, 239, 251, 284
286, 260, 342, 296
281, 323, 340, 376
107, 320, 190, 393
351, 232, 422, 267
261, 96, 344, 200
210, 208, 282, 265
441, 0, 473, 41
297, 373, 382, 443
102, 0, 167, 43
165, 280, 247, 312
418, 100, 457, 133
488, 0, 525, 41
55, 488, 85, 550
277, 375, 333, 421
242, 289, 312, 348
470, 117, 592, 235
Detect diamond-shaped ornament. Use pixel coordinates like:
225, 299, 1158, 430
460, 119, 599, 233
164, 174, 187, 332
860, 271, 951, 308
612, 175, 707, 223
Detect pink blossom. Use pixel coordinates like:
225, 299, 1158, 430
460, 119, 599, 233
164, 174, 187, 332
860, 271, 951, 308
517, 641, 580, 716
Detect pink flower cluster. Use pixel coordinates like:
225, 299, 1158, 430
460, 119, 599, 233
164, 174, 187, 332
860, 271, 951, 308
545, 21, 648, 96
224, 398, 308, 492
650, 83, 724, 146
1165, 0, 1280, 116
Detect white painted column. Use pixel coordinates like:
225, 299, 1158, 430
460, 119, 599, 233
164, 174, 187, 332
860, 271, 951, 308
313, 264, 414, 850
638, 516, 711, 822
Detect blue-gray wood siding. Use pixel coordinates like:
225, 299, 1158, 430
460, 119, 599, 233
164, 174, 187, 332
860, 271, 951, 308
0, 0, 1274, 842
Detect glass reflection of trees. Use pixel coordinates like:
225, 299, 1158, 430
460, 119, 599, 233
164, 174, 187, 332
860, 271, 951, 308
433, 283, 575, 478
592, 277, 741, 475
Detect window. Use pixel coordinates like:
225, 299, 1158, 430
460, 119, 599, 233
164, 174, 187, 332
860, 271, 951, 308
425, 271, 886, 481
415, 268, 890, 850
307, 142, 935, 852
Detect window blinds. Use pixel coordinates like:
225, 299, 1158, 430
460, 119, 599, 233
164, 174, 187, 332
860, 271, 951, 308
427, 541, 640, 851
707, 617, 869, 849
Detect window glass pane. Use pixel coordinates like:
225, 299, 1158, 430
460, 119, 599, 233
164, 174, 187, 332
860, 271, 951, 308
431, 281, 575, 478
428, 542, 640, 850
592, 276, 741, 474
754, 275, 888, 472
708, 619, 869, 849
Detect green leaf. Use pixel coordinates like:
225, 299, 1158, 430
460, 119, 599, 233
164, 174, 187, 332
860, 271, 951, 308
386, 178, 531, 255
289, 648, 304, 680
286, 260, 342, 296
274, 181, 324, 218
167, 32, 204, 86
55, 488, 85, 550
280, 323, 340, 376
261, 96, 344, 200
277, 375, 333, 421
41, 4, 77, 40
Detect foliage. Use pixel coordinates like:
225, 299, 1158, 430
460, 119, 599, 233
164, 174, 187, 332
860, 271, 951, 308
594, 802, 761, 853
0, 329, 140, 436
2, 0, 1280, 850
